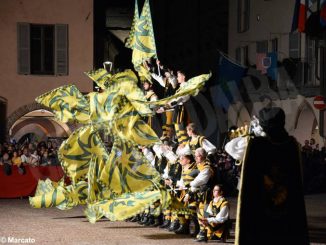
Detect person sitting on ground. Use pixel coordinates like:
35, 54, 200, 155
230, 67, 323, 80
198, 185, 230, 242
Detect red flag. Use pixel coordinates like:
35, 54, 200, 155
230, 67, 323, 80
321, 0, 326, 26
298, 0, 307, 32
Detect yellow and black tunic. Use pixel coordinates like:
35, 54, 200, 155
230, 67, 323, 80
205, 197, 230, 239
189, 135, 205, 155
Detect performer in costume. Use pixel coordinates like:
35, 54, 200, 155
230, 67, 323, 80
172, 150, 199, 234
177, 123, 216, 159
148, 60, 178, 141
183, 148, 214, 241
234, 107, 309, 245
168, 70, 191, 145
143, 80, 158, 128
150, 142, 182, 229
198, 185, 230, 242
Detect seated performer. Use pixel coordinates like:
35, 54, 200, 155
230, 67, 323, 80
198, 185, 230, 242
172, 149, 199, 234
183, 148, 214, 240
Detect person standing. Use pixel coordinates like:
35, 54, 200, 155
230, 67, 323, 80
235, 107, 309, 245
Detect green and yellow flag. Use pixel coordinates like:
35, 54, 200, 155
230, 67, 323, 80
36, 85, 90, 124
84, 68, 112, 90
131, 0, 157, 70
125, 0, 139, 49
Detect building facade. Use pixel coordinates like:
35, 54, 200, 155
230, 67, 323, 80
228, 0, 324, 146
0, 0, 94, 143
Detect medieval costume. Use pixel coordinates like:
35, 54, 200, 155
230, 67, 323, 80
235, 107, 309, 245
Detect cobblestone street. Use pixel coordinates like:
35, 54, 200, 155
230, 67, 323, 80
0, 194, 325, 245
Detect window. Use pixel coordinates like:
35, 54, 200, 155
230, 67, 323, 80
236, 46, 249, 66
17, 23, 68, 75
271, 38, 278, 53
30, 25, 54, 75
306, 37, 319, 86
289, 32, 300, 59
237, 0, 250, 33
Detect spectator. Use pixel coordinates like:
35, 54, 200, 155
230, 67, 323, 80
12, 150, 26, 175
2, 152, 12, 175
40, 151, 51, 166
21, 148, 31, 166
11, 151, 22, 167
30, 150, 40, 167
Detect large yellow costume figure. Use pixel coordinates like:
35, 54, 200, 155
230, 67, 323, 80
29, 68, 210, 223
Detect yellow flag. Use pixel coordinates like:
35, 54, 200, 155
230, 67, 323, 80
35, 85, 90, 124
125, 0, 139, 48
132, 0, 157, 70
88, 190, 162, 221
58, 125, 108, 184
84, 68, 112, 90
144, 73, 212, 107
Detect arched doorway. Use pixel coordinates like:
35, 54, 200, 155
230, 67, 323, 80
9, 109, 71, 144
294, 102, 318, 145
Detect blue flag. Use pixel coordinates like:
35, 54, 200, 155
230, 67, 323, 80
266, 52, 278, 81
210, 52, 247, 111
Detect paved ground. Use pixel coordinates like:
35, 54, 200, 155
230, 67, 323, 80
0, 194, 325, 245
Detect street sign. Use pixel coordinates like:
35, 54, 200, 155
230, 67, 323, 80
313, 95, 326, 110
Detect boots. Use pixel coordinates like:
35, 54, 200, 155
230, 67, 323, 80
150, 216, 162, 227
174, 223, 189, 234
144, 215, 155, 226
129, 215, 140, 222
138, 214, 148, 225
168, 220, 180, 232
195, 230, 208, 242
159, 219, 171, 229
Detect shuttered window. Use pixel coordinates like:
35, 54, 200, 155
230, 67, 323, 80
237, 0, 250, 33
17, 23, 68, 76
55, 24, 68, 75
289, 32, 300, 59
236, 46, 249, 66
17, 23, 30, 75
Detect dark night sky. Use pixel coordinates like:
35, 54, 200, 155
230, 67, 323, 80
102, 0, 228, 77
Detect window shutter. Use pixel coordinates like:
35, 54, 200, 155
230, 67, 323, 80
55, 24, 68, 75
289, 32, 300, 59
17, 23, 30, 75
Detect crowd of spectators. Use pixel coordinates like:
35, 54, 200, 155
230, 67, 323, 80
0, 139, 61, 175
301, 138, 326, 194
